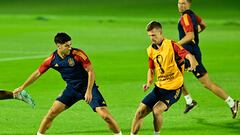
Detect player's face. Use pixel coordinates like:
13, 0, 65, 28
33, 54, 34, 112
178, 0, 189, 13
57, 41, 72, 55
148, 28, 163, 45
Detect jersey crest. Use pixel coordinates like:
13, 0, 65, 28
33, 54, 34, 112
68, 58, 75, 67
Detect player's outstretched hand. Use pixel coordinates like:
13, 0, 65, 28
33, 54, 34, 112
143, 84, 150, 92
84, 91, 92, 104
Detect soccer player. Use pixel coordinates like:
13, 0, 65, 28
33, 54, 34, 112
13, 32, 122, 135
130, 21, 198, 135
177, 0, 239, 118
0, 89, 35, 107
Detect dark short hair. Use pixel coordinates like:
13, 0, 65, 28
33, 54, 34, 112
146, 21, 162, 31
187, 0, 192, 3
54, 32, 71, 44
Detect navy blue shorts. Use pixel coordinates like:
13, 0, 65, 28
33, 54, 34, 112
56, 84, 107, 111
142, 86, 182, 110
183, 44, 207, 78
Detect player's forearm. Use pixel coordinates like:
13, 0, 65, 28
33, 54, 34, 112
86, 68, 95, 93
146, 69, 154, 86
20, 70, 41, 89
198, 20, 207, 33
178, 32, 194, 46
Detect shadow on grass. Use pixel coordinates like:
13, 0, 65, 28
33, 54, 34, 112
51, 120, 240, 134
193, 117, 240, 133
51, 128, 132, 134
51, 128, 152, 134
0, 128, 151, 135
3, 119, 239, 135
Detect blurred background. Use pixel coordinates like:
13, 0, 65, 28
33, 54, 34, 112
0, 0, 239, 135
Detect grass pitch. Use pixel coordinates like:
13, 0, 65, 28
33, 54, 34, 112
0, 0, 239, 134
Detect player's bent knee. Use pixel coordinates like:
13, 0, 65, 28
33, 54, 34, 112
152, 108, 164, 116
45, 114, 54, 121
135, 109, 146, 119
152, 103, 166, 115
46, 109, 61, 120
96, 107, 111, 121
99, 112, 111, 122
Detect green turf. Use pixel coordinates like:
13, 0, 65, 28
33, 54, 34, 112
0, 0, 239, 135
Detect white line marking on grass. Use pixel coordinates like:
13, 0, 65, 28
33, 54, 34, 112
0, 55, 47, 62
